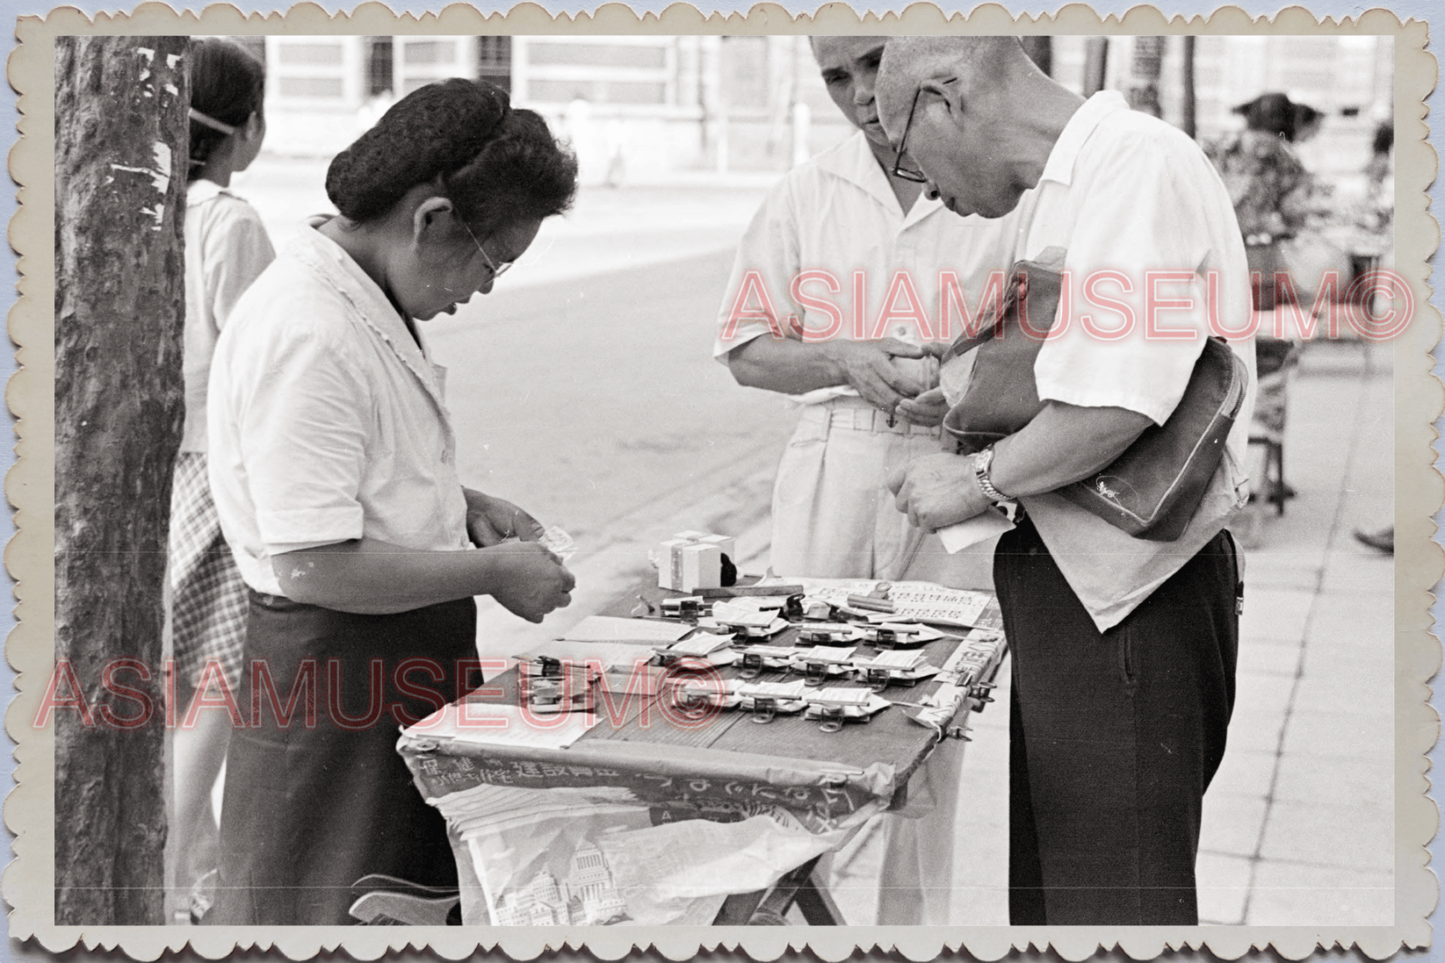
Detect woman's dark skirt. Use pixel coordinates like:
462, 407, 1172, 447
209, 591, 477, 925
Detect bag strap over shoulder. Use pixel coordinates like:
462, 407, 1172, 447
939, 246, 1069, 363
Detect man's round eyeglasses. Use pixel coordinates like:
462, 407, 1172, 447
890, 87, 930, 184
459, 217, 514, 279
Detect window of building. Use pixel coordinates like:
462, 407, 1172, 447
366, 36, 393, 97
478, 34, 513, 92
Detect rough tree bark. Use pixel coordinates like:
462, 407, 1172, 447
53, 34, 189, 926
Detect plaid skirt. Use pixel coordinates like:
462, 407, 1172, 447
170, 451, 247, 688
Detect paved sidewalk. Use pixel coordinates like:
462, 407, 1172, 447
1200, 339, 1395, 925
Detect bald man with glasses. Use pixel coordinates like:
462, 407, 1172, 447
877, 36, 1255, 926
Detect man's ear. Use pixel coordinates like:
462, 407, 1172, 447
411, 196, 455, 247
920, 78, 963, 120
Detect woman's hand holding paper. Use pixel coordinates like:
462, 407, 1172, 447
464, 488, 546, 547
486, 541, 576, 623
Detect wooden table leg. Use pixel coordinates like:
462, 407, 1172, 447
711, 856, 842, 925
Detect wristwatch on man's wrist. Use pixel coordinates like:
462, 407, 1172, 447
972, 446, 1008, 503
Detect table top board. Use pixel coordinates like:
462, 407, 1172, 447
400, 582, 1007, 818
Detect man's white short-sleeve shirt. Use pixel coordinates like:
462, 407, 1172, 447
713, 130, 1022, 403
1010, 91, 1257, 630
208, 220, 471, 597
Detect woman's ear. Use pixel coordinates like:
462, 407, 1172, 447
411, 196, 456, 247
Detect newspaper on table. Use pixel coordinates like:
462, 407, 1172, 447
434, 782, 881, 925
784, 577, 993, 628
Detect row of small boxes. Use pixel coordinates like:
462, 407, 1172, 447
657, 530, 736, 592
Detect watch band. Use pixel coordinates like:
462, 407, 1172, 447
973, 446, 1008, 503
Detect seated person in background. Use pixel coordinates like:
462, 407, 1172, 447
879, 35, 1255, 926
712, 35, 1020, 926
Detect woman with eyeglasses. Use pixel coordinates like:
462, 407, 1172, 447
205, 79, 578, 925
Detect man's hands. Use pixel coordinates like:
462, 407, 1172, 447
826, 338, 938, 420
486, 541, 576, 623
895, 386, 950, 428
463, 489, 545, 548
886, 452, 994, 533
726, 337, 947, 424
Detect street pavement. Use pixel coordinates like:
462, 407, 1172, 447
234, 160, 1403, 926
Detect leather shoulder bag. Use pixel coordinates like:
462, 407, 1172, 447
941, 251, 1250, 542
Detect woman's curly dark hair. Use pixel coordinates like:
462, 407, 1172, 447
326, 78, 578, 231
187, 38, 266, 182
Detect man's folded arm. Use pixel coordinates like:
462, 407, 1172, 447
990, 401, 1154, 498
726, 335, 930, 412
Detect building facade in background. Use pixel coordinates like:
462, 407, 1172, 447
241, 34, 1393, 183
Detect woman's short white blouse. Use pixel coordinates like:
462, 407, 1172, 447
207, 219, 471, 597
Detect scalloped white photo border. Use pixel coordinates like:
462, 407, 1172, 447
5, 4, 1438, 959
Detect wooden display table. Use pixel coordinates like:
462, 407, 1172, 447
396, 581, 1007, 926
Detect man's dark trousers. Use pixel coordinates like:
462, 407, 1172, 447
995, 517, 1240, 925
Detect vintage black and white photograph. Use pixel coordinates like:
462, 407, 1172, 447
18, 7, 1435, 956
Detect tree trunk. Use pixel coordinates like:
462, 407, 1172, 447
1082, 37, 1109, 97
53, 34, 189, 926
1181, 35, 1198, 140
1128, 36, 1165, 117
1020, 36, 1053, 77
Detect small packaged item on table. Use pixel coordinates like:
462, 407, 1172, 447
515, 656, 598, 714
654, 530, 736, 591
797, 624, 860, 646
860, 622, 944, 648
